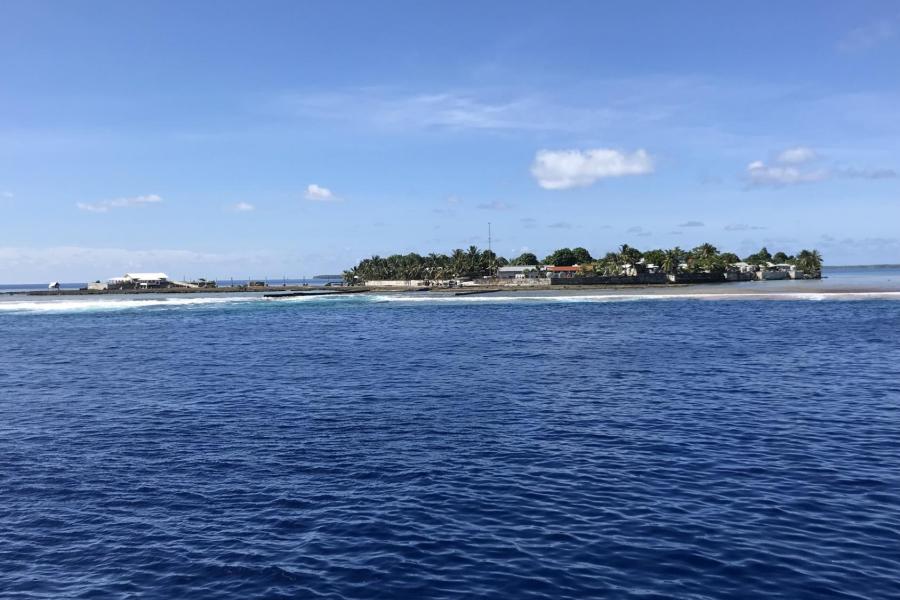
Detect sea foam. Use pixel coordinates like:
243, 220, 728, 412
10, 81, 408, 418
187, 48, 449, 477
2, 290, 899, 314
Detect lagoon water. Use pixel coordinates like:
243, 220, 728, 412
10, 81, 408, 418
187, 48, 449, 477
2, 270, 900, 598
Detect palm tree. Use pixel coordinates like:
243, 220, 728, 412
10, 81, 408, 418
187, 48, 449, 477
450, 248, 467, 278
599, 252, 621, 275
694, 243, 718, 259
618, 244, 643, 275
796, 249, 823, 278
661, 248, 683, 275
809, 249, 822, 275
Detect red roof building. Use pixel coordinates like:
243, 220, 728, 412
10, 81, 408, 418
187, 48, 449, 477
545, 265, 580, 278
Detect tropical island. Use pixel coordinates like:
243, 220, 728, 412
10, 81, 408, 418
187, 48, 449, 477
343, 243, 823, 287
9, 244, 824, 297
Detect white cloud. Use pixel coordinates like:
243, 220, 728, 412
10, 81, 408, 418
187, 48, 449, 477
747, 147, 895, 187
777, 146, 817, 164
77, 194, 162, 213
531, 148, 654, 190
679, 220, 705, 227
304, 184, 338, 202
230, 201, 255, 212
275, 89, 625, 134
746, 148, 826, 186
746, 160, 829, 186
1, 191, 13, 199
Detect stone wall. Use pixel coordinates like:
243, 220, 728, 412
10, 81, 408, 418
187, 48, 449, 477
668, 272, 727, 284
549, 274, 669, 285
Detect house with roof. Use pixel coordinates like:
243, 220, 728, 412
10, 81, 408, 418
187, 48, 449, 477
544, 265, 580, 279
497, 265, 542, 279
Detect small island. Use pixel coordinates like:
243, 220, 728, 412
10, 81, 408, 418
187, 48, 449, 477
11, 244, 824, 297
343, 243, 823, 287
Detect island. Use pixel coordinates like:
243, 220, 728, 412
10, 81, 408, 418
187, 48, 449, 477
343, 243, 823, 287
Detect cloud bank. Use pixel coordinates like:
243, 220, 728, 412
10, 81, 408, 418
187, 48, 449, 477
747, 147, 896, 187
531, 148, 654, 190
746, 160, 828, 186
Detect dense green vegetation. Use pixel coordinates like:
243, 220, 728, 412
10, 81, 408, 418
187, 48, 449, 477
343, 246, 506, 283
343, 243, 822, 283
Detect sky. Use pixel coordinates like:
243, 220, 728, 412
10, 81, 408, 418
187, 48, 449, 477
1, 0, 899, 282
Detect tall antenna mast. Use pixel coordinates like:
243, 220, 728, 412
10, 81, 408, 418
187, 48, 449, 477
488, 222, 493, 279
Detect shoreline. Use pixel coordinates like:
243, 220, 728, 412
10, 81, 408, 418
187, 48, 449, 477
5, 285, 360, 297
4, 281, 900, 299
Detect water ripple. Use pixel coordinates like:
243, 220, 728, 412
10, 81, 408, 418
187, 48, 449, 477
1, 299, 899, 598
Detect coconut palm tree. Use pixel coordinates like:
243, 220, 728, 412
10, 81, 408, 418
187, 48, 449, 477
660, 248, 684, 275
809, 249, 823, 274
796, 249, 823, 278
660, 251, 675, 275
599, 252, 621, 275
618, 244, 643, 275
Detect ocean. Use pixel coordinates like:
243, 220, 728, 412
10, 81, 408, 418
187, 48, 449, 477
1, 269, 899, 598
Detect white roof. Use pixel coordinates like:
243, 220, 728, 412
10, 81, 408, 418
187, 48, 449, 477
498, 265, 538, 272
124, 272, 169, 280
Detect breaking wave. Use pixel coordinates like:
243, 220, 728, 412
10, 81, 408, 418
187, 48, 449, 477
2, 290, 900, 314
0, 295, 262, 314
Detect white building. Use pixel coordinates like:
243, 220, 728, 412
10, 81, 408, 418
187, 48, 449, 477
109, 272, 171, 289
497, 265, 541, 279
364, 279, 428, 287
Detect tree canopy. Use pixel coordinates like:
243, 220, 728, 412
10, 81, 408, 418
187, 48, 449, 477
745, 246, 772, 264
544, 247, 593, 266
343, 242, 822, 283
510, 252, 539, 266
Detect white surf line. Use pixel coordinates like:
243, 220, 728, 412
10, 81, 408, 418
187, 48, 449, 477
367, 291, 900, 303
3, 290, 899, 313
0, 295, 262, 313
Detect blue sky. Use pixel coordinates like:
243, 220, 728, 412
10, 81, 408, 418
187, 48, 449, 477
2, 1, 899, 281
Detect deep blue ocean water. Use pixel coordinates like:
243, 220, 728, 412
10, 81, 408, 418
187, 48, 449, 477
1, 288, 899, 598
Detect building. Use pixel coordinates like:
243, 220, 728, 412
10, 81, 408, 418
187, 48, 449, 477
108, 272, 171, 289
545, 265, 580, 279
730, 261, 755, 273
497, 265, 541, 279
364, 279, 429, 287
